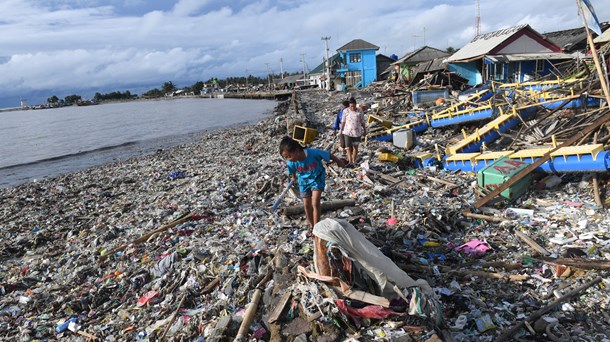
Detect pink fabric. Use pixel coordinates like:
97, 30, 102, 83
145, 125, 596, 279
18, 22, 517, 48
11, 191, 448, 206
335, 299, 407, 319
455, 239, 491, 255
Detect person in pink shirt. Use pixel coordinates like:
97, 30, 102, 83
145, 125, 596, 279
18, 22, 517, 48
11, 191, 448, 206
339, 97, 367, 166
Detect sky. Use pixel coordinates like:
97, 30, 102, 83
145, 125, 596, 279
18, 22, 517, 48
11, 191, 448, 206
1, 0, 609, 108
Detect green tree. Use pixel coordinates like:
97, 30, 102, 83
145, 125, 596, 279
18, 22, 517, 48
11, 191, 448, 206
162, 81, 176, 95
143, 88, 163, 98
446, 46, 456, 53
191, 81, 205, 95
64, 94, 82, 105
47, 95, 59, 104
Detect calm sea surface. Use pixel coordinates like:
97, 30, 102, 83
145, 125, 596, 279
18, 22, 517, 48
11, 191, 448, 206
0, 97, 277, 188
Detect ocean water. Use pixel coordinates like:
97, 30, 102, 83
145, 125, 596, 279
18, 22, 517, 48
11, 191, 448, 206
0, 97, 277, 188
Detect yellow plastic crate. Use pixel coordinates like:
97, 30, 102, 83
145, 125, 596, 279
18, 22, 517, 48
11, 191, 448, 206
367, 114, 393, 128
378, 153, 399, 162
292, 125, 318, 144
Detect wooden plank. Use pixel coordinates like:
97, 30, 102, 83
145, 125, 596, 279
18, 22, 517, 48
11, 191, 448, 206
267, 291, 292, 324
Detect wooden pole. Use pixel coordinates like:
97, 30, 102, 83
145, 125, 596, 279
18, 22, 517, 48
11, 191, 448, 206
233, 270, 273, 342
577, 0, 610, 106
159, 292, 187, 340
515, 230, 550, 256
463, 210, 508, 222
283, 199, 356, 216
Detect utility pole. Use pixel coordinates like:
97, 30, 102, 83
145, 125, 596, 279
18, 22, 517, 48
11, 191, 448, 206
280, 58, 284, 79
412, 34, 421, 50
321, 36, 331, 91
475, 0, 481, 36
423, 27, 426, 46
300, 53, 306, 86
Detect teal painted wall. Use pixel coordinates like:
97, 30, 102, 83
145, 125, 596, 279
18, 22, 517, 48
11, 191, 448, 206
449, 62, 482, 86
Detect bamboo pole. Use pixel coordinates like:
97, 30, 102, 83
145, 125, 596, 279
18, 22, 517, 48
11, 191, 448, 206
463, 210, 508, 223
592, 131, 604, 207
515, 230, 551, 256
577, 0, 610, 106
233, 270, 273, 342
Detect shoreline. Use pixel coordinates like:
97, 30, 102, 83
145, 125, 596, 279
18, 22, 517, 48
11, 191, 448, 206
1, 89, 608, 340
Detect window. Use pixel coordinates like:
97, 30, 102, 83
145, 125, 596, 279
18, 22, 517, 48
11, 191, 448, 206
349, 53, 361, 63
535, 60, 544, 73
494, 64, 504, 81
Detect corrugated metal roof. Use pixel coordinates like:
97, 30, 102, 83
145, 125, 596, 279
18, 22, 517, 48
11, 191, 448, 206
393, 46, 449, 65
336, 39, 379, 51
448, 24, 529, 62
594, 28, 610, 43
543, 27, 588, 52
413, 57, 447, 73
309, 53, 342, 74
485, 53, 574, 62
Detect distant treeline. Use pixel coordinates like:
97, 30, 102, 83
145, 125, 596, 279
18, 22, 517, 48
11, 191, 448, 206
44, 73, 297, 106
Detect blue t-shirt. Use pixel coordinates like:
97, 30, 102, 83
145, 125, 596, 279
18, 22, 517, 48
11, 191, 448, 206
333, 107, 344, 131
286, 148, 330, 192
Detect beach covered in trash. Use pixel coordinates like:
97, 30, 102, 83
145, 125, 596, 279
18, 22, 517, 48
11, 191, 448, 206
1, 81, 610, 342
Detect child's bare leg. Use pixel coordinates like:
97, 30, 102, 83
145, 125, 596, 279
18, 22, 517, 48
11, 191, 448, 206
303, 197, 314, 230
311, 190, 322, 227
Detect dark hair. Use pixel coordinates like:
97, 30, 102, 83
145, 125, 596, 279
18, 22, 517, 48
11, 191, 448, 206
349, 98, 356, 104
279, 136, 303, 155
341, 100, 350, 107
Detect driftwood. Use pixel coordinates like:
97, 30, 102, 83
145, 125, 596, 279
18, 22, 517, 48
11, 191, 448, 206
537, 256, 610, 271
159, 292, 187, 340
515, 230, 551, 256
497, 277, 602, 341
267, 291, 292, 324
99, 212, 196, 261
282, 199, 356, 217
233, 270, 274, 342
202, 277, 220, 294
592, 132, 604, 208
397, 262, 528, 282
463, 210, 508, 223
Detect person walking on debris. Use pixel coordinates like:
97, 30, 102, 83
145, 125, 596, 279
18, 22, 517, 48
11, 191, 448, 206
279, 136, 347, 231
333, 100, 350, 150
339, 97, 367, 167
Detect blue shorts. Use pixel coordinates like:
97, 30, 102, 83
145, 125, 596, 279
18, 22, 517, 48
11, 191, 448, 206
299, 179, 325, 198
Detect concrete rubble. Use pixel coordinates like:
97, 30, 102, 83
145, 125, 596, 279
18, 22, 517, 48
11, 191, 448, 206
1, 80, 610, 341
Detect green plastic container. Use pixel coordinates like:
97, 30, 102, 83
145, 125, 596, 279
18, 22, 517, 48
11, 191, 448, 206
477, 157, 531, 200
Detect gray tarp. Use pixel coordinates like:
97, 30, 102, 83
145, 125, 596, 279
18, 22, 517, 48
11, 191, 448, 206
313, 218, 433, 297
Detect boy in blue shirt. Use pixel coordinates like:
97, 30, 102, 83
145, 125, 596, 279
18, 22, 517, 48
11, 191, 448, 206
279, 136, 347, 230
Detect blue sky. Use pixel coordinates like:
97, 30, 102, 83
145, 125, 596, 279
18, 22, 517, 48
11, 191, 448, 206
0, 0, 609, 108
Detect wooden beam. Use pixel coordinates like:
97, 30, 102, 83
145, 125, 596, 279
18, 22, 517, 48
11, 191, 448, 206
282, 199, 356, 217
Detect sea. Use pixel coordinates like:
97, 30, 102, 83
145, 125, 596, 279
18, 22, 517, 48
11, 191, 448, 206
0, 97, 277, 188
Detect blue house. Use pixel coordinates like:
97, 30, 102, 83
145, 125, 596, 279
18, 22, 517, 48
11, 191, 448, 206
335, 39, 380, 89
447, 24, 571, 86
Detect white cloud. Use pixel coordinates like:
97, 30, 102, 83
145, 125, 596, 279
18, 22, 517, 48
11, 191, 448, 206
0, 0, 609, 103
